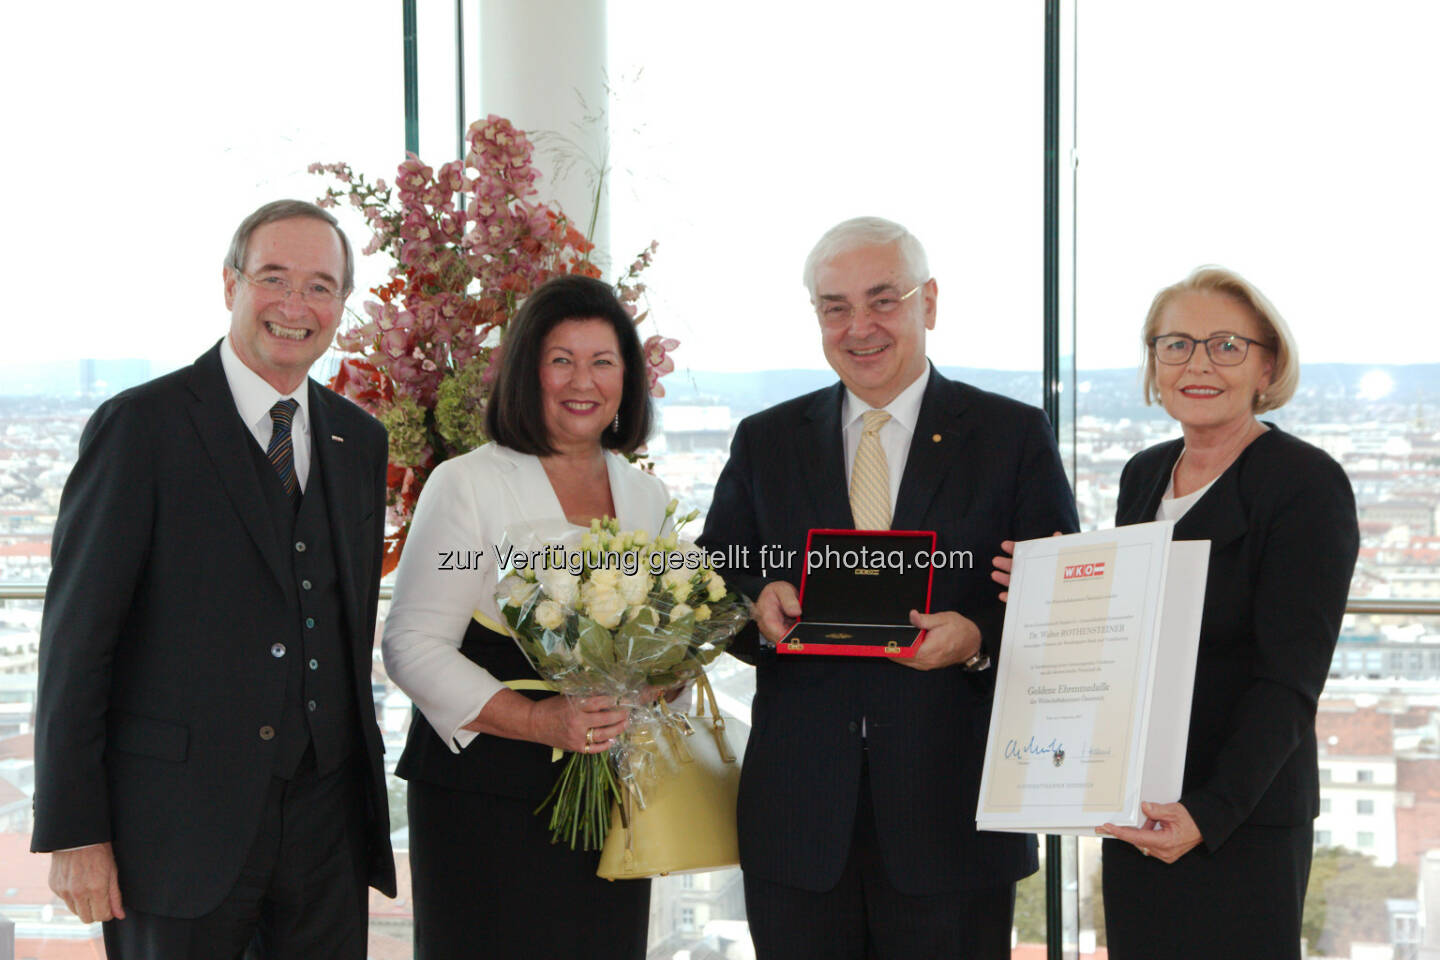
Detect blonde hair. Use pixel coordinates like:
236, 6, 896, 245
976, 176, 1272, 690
1140, 265, 1298, 413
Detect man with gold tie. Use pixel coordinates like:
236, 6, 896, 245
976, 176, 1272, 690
700, 217, 1078, 958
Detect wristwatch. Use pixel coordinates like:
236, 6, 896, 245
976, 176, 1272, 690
961, 649, 992, 672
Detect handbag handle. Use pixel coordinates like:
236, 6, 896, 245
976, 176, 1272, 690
691, 670, 736, 765
692, 669, 721, 721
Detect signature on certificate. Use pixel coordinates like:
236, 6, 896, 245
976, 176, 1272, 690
1003, 735, 1065, 762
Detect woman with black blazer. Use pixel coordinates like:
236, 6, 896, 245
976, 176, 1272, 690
1093, 267, 1359, 958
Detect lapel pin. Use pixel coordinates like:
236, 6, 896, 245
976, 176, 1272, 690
331, 435, 345, 443
932, 434, 942, 443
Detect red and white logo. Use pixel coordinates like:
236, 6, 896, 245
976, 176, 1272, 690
1063, 562, 1106, 580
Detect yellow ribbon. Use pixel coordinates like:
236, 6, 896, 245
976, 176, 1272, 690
478, 610, 564, 762
473, 608, 514, 637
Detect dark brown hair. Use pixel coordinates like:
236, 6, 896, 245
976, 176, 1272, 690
485, 275, 654, 455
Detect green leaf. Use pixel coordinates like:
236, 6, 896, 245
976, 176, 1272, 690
575, 615, 615, 667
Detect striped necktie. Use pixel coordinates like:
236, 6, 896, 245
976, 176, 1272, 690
849, 410, 892, 530
266, 398, 301, 499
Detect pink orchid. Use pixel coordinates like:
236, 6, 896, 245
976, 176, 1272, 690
643, 335, 679, 398
379, 329, 410, 359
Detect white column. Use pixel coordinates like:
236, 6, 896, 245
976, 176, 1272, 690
480, 0, 610, 261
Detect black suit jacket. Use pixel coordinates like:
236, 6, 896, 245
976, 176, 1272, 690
31, 342, 397, 917
699, 367, 1078, 895
1115, 424, 1357, 850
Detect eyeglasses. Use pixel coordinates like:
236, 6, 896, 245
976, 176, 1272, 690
1150, 333, 1269, 367
815, 282, 924, 325
236, 270, 343, 307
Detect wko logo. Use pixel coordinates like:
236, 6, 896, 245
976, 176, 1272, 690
1063, 562, 1106, 580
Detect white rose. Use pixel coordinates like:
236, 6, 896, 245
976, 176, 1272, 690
619, 570, 652, 606
500, 574, 538, 607
670, 602, 694, 621
537, 567, 579, 605
590, 568, 622, 590
534, 599, 566, 631
694, 604, 712, 622
661, 569, 692, 600
584, 586, 626, 630
706, 571, 726, 602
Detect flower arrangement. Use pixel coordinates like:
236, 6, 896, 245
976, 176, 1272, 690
496, 504, 750, 850
311, 115, 679, 572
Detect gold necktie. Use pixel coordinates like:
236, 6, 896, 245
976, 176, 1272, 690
849, 410, 892, 530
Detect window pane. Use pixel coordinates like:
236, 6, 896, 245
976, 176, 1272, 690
2, 2, 409, 955
1075, 3, 1440, 958
608, 4, 1042, 955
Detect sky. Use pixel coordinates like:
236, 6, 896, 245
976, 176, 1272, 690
4, 1, 1436, 382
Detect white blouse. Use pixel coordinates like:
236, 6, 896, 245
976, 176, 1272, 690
1155, 450, 1216, 523
381, 443, 671, 752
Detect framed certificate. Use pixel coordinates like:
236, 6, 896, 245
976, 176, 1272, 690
975, 522, 1208, 834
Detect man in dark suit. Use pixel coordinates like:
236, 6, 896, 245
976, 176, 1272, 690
31, 199, 396, 958
699, 217, 1078, 959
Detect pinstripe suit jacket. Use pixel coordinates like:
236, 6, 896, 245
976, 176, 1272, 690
699, 367, 1078, 895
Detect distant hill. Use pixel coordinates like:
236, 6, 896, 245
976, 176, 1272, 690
657, 363, 1440, 424
3, 359, 1435, 429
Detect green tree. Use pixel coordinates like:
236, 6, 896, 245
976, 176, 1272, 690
1304, 846, 1415, 956
388, 776, 409, 833
1014, 868, 1047, 945
1081, 861, 1106, 947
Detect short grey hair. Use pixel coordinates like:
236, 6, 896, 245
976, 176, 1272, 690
802, 216, 930, 297
224, 199, 355, 295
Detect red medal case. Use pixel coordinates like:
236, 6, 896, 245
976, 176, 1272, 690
778, 529, 937, 658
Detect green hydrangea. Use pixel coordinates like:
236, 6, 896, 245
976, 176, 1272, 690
434, 356, 490, 455
380, 395, 431, 466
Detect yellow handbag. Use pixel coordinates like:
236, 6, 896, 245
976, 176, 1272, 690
596, 671, 744, 879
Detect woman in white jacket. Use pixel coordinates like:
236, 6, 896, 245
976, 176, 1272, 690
382, 275, 669, 959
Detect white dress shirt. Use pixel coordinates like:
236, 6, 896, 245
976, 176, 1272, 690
219, 335, 312, 491
840, 365, 929, 738
840, 364, 931, 514
382, 443, 671, 752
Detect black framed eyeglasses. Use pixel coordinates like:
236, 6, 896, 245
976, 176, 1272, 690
1150, 333, 1270, 366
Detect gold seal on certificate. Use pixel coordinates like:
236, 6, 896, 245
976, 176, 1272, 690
975, 521, 1209, 834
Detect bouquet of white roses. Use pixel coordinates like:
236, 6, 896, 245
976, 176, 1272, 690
495, 505, 750, 850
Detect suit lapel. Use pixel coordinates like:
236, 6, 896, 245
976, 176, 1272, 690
184, 345, 288, 591
1174, 458, 1248, 551
1119, 441, 1181, 527
1119, 437, 1247, 551
607, 454, 664, 532
490, 446, 570, 531
893, 370, 971, 531
800, 384, 854, 526
310, 384, 365, 639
